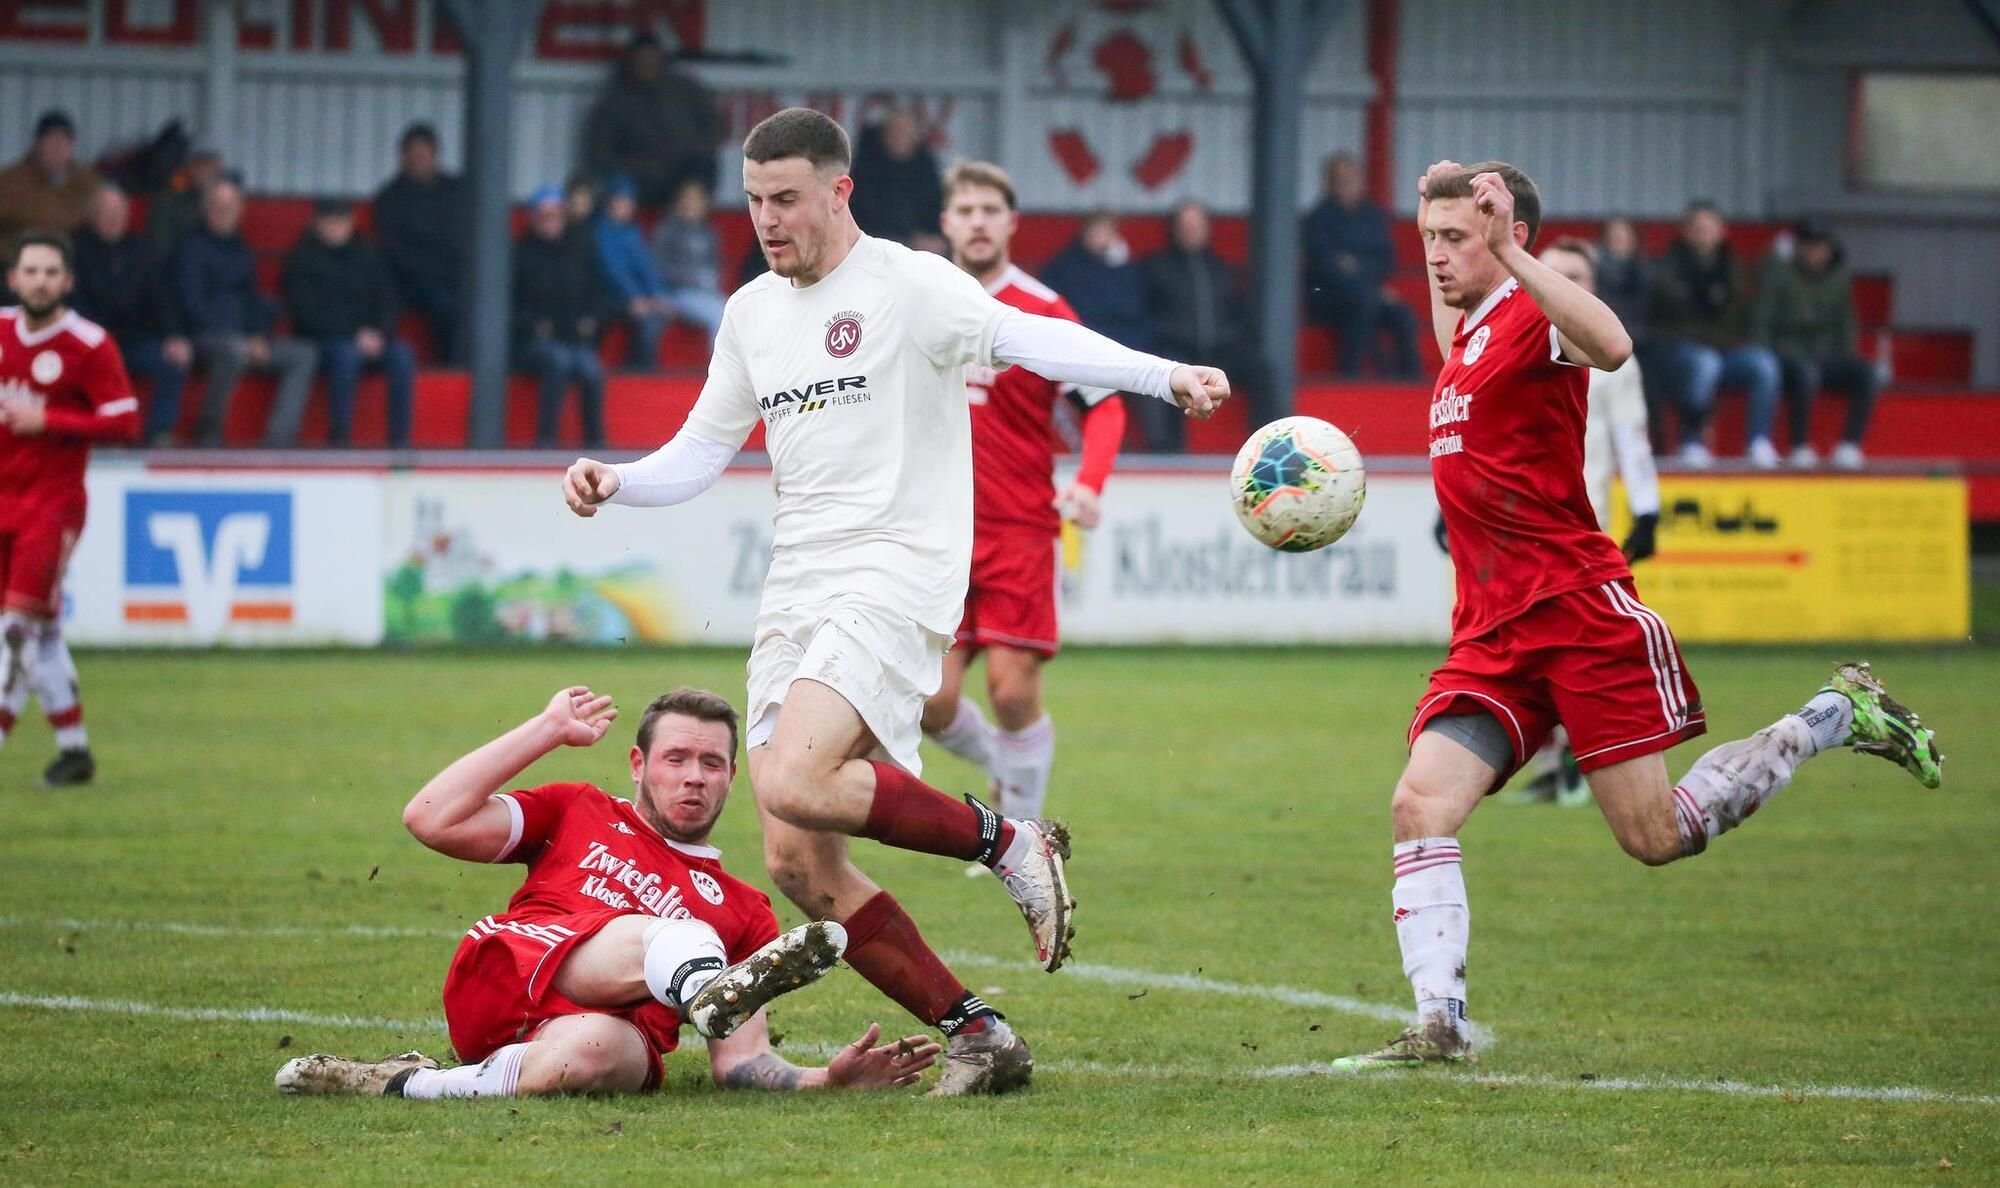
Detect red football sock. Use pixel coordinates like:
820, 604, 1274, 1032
840, 891, 986, 1031
858, 760, 1015, 865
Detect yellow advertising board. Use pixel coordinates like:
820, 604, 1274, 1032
1609, 476, 1969, 643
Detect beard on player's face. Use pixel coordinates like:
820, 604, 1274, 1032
636, 763, 729, 843
17, 292, 62, 318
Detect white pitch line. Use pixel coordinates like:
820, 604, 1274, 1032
1, 915, 1452, 1041
2, 991, 1991, 1109
0, 991, 442, 1034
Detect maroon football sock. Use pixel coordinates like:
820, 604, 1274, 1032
840, 891, 997, 1034
858, 760, 1015, 865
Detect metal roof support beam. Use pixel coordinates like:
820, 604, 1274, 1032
441, 0, 540, 449
1218, 0, 1346, 421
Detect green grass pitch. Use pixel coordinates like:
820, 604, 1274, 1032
0, 645, 1994, 1184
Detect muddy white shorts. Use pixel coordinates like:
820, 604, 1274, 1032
744, 597, 949, 775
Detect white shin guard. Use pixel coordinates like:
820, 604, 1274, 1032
642, 916, 728, 1010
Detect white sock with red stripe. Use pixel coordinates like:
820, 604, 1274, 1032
33, 623, 86, 750
991, 714, 1056, 820
1670, 716, 1816, 856
930, 697, 997, 770
1392, 837, 1470, 1043
398, 1043, 526, 1099
641, 916, 728, 1009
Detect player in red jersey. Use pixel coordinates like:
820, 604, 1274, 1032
920, 161, 1127, 824
276, 686, 940, 1098
1333, 161, 1943, 1070
0, 231, 139, 788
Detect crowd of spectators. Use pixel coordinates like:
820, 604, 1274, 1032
0, 70, 1886, 464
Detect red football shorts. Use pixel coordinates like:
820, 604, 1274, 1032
0, 519, 79, 617
1409, 578, 1706, 787
955, 526, 1060, 658
442, 911, 680, 1088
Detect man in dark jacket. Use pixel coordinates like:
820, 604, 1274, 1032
1301, 153, 1418, 378
580, 32, 721, 207
70, 184, 191, 445
1648, 202, 1781, 467
174, 178, 316, 447
1140, 200, 1270, 451
849, 109, 945, 253
372, 123, 465, 364
513, 186, 609, 449
1751, 220, 1876, 470
281, 198, 415, 447
1041, 212, 1153, 353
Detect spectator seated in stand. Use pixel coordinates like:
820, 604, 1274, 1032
70, 184, 191, 446
1041, 211, 1154, 355
1647, 201, 1781, 468
1301, 152, 1419, 379
280, 197, 415, 448
1141, 200, 1271, 452
146, 139, 224, 265
513, 185, 610, 449
848, 108, 945, 254
580, 31, 721, 208
648, 177, 727, 347
1751, 219, 1878, 470
592, 175, 673, 371
373, 122, 465, 365
174, 178, 317, 447
0, 109, 101, 251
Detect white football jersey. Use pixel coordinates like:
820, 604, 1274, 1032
1582, 354, 1658, 528
682, 235, 1007, 634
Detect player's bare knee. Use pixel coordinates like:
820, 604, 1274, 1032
753, 747, 822, 826
988, 680, 1039, 731
1391, 776, 1457, 839
763, 837, 836, 916
1623, 829, 1685, 867
919, 691, 956, 735
524, 1035, 639, 1096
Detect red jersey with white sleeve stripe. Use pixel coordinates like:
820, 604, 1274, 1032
1427, 278, 1630, 644
438, 782, 782, 1072
0, 306, 137, 531
965, 265, 1124, 534
489, 781, 779, 956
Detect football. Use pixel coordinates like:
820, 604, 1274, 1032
1228, 416, 1367, 552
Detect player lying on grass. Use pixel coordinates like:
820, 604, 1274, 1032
1333, 160, 1944, 1071
277, 685, 939, 1097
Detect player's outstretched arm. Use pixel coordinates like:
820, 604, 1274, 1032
564, 430, 739, 517
707, 1013, 940, 1092
401, 686, 617, 861
990, 310, 1230, 419
1472, 172, 1632, 371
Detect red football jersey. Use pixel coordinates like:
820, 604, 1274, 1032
965, 266, 1115, 533
1428, 278, 1631, 643
0, 306, 137, 531
494, 782, 780, 964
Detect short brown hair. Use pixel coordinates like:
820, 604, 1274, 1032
1544, 235, 1597, 268
743, 107, 851, 171
636, 687, 740, 759
9, 229, 72, 271
943, 160, 1017, 211
1427, 161, 1543, 250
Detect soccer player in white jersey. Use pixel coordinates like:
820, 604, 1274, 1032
1517, 238, 1663, 805
562, 108, 1229, 1095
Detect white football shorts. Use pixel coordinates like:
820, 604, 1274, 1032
744, 597, 948, 776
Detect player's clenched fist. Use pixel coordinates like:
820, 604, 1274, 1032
1171, 364, 1230, 419
563, 457, 622, 517
1418, 159, 1463, 203
1472, 171, 1516, 253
